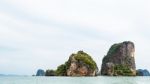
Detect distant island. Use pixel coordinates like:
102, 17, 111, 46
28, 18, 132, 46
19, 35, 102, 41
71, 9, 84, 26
35, 41, 150, 76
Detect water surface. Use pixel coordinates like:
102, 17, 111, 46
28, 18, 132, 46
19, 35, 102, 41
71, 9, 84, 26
0, 76, 150, 84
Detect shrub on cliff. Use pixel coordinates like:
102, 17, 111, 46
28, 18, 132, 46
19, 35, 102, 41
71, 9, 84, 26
114, 65, 133, 76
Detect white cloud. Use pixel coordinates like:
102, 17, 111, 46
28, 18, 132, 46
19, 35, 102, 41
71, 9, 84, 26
0, 0, 150, 75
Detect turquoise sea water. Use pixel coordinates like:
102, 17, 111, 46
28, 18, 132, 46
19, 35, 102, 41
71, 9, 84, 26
0, 76, 150, 84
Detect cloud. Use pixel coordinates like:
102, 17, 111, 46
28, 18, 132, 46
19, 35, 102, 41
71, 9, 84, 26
0, 0, 150, 75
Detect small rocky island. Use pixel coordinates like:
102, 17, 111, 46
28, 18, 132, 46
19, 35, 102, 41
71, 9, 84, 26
100, 41, 136, 76
136, 69, 150, 76
36, 69, 45, 76
45, 51, 98, 76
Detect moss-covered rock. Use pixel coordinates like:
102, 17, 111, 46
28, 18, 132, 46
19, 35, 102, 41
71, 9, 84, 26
66, 51, 98, 76
73, 51, 97, 70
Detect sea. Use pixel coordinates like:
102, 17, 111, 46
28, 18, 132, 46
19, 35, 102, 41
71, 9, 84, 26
0, 76, 150, 84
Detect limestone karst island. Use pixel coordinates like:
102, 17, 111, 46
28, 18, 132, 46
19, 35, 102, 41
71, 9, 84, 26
35, 41, 150, 76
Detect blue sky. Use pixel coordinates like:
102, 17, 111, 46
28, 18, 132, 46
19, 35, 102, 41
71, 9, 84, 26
0, 0, 150, 75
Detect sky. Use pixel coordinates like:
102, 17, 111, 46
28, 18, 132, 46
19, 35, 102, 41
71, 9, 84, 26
0, 0, 150, 75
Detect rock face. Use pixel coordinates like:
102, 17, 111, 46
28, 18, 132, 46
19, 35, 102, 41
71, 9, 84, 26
59, 51, 98, 76
136, 69, 150, 76
36, 69, 45, 76
101, 41, 136, 76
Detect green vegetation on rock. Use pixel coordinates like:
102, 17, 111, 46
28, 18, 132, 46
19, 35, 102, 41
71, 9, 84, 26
114, 65, 133, 76
74, 51, 97, 70
107, 43, 121, 56
55, 64, 67, 76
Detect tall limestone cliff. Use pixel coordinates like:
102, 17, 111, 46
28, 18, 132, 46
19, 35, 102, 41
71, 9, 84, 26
101, 41, 136, 76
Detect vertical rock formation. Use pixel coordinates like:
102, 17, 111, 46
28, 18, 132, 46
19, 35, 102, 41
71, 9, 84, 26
66, 51, 98, 76
101, 41, 136, 76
